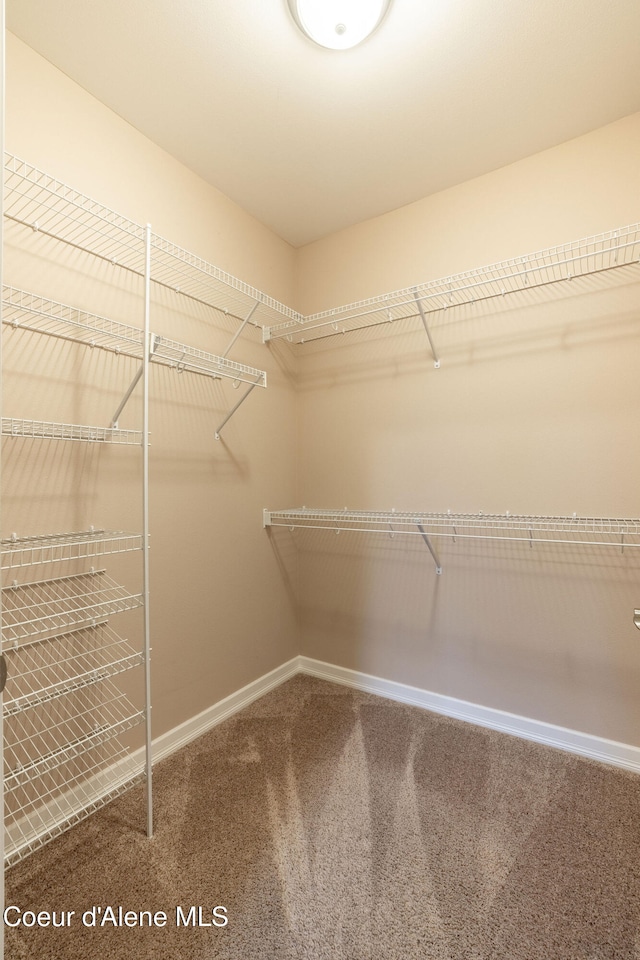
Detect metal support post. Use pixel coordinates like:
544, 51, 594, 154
142, 224, 153, 839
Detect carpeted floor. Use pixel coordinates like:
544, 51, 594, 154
5, 674, 640, 959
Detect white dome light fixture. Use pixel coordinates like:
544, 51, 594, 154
287, 0, 392, 50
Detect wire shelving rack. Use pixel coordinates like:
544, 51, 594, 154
1, 529, 144, 571
262, 222, 640, 350
2, 571, 143, 647
2, 154, 155, 869
264, 508, 640, 574
2, 285, 267, 389
3, 623, 143, 716
1, 418, 142, 445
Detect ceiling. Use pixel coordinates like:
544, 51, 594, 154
7, 0, 640, 247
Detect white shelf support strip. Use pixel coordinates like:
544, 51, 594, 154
413, 290, 440, 368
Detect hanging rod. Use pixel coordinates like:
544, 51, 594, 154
263, 222, 640, 344
263, 507, 640, 574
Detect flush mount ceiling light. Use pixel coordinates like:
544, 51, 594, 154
287, 0, 392, 50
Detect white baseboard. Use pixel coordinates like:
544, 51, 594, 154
150, 656, 301, 765
297, 655, 640, 774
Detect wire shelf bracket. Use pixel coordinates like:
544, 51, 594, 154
214, 375, 263, 440
413, 290, 440, 368
417, 522, 442, 573
111, 333, 159, 428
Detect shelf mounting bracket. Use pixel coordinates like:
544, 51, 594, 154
111, 335, 160, 428
413, 290, 440, 368
214, 375, 262, 440
417, 522, 442, 574
221, 301, 260, 359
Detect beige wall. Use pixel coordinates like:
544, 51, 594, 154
4, 30, 640, 751
290, 113, 640, 744
3, 33, 299, 741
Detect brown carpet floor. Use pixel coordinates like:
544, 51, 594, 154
5, 674, 640, 959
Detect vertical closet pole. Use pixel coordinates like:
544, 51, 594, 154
143, 223, 153, 838
0, 0, 5, 943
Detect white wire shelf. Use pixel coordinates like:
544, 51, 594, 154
263, 222, 640, 344
150, 334, 267, 387
2, 285, 145, 354
3, 154, 297, 333
3, 680, 144, 794
5, 758, 145, 868
2, 286, 267, 388
4, 154, 147, 274
1, 417, 142, 444
2, 570, 143, 647
3, 623, 143, 717
150, 232, 300, 328
1, 529, 143, 571
264, 508, 640, 551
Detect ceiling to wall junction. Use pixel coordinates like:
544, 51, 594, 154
7, 0, 640, 247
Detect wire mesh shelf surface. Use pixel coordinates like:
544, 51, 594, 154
151, 334, 267, 387
4, 623, 143, 716
264, 508, 640, 548
1, 417, 142, 444
4, 681, 144, 793
4, 154, 147, 274
150, 232, 300, 327
3, 154, 297, 333
2, 285, 267, 388
2, 570, 143, 647
1, 529, 143, 570
2, 285, 145, 355
264, 222, 640, 343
